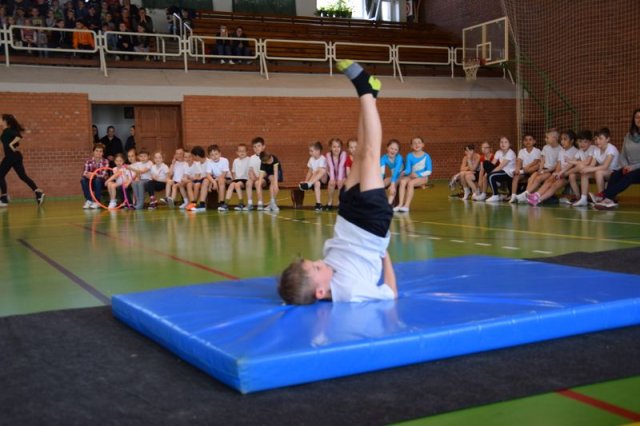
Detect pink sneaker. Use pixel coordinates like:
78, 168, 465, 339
527, 192, 540, 206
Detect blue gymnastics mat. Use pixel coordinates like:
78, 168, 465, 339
112, 256, 640, 394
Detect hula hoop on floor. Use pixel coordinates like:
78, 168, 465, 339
89, 167, 130, 210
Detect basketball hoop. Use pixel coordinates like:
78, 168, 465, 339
463, 58, 483, 81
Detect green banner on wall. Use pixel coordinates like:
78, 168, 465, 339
232, 0, 296, 16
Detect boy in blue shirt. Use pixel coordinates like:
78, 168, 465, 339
278, 61, 397, 304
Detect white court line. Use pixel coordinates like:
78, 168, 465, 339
450, 240, 466, 244
475, 242, 492, 247
502, 246, 519, 250
428, 236, 441, 240
533, 250, 553, 255
555, 218, 640, 226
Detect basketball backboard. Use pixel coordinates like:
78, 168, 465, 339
462, 16, 509, 66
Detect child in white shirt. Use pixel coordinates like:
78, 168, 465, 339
202, 144, 230, 211
573, 127, 620, 206
146, 151, 169, 209
299, 141, 328, 211
164, 148, 187, 208
221, 143, 250, 211
130, 149, 153, 210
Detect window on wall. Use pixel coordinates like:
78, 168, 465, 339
317, 0, 402, 22
317, 0, 364, 19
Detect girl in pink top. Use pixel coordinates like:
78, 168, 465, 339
325, 138, 348, 210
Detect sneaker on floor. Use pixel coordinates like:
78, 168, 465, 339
392, 206, 402, 212
108, 200, 117, 210
256, 203, 264, 211
508, 194, 517, 204
474, 193, 487, 202
270, 203, 280, 212
246, 204, 254, 211
314, 203, 323, 211
83, 200, 92, 209
179, 202, 189, 209
234, 204, 245, 211
559, 196, 574, 205
0, 200, 8, 207
485, 195, 501, 203
595, 198, 618, 210
217, 203, 229, 211
516, 192, 528, 203
572, 197, 588, 207
228, 60, 235, 65
167, 198, 175, 208
90, 202, 100, 209
159, 198, 168, 205
461, 188, 471, 200
588, 192, 603, 204
299, 182, 310, 191
35, 191, 45, 206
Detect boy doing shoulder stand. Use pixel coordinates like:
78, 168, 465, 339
278, 61, 397, 304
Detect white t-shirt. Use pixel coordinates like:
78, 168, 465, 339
494, 149, 517, 177
131, 160, 153, 180
151, 163, 169, 182
541, 144, 562, 170
204, 157, 230, 178
592, 143, 620, 171
324, 216, 394, 302
248, 154, 262, 178
171, 161, 186, 182
575, 145, 595, 162
517, 147, 541, 170
114, 166, 134, 186
232, 157, 250, 180
558, 146, 578, 169
307, 156, 327, 172
184, 161, 203, 179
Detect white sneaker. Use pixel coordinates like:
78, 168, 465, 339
270, 204, 279, 212
179, 202, 188, 209
83, 200, 92, 209
393, 206, 402, 212
256, 203, 264, 211
486, 195, 501, 203
572, 197, 588, 207
228, 60, 235, 65
220, 59, 226, 64
462, 188, 470, 200
90, 202, 99, 209
588, 192, 603, 204
508, 194, 517, 204
399, 206, 410, 212
474, 193, 487, 201
108, 200, 117, 209
0, 200, 8, 207
516, 192, 528, 203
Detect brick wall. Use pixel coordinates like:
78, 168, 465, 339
183, 95, 516, 185
0, 93, 91, 199
421, 0, 503, 37
1, 93, 515, 198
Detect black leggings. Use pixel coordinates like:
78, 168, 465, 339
0, 152, 38, 194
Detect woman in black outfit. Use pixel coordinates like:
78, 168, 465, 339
0, 114, 45, 207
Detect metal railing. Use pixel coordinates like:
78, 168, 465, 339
0, 24, 495, 81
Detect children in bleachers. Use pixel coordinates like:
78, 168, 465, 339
509, 134, 541, 203
185, 146, 206, 211
527, 130, 578, 206
471, 142, 493, 200
453, 144, 479, 201
164, 148, 186, 208
564, 130, 595, 205
573, 127, 620, 207
485, 137, 516, 203
299, 141, 328, 211
259, 151, 282, 211
325, 138, 347, 210
380, 139, 404, 204
395, 137, 432, 212
345, 138, 357, 176
106, 153, 133, 209
516, 129, 561, 203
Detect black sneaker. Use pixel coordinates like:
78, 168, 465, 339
217, 203, 229, 211
323, 204, 333, 211
299, 182, 310, 191
35, 191, 45, 206
314, 203, 323, 211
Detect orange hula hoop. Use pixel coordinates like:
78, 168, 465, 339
89, 167, 127, 210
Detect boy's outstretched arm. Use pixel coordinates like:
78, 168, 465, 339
383, 251, 398, 298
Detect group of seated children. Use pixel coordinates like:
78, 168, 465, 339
80, 137, 282, 211
297, 136, 432, 213
450, 125, 636, 209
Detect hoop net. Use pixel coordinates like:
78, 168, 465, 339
463, 58, 481, 81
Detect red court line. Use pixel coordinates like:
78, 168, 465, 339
73, 224, 240, 281
557, 389, 640, 421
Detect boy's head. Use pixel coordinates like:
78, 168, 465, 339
347, 139, 358, 155
464, 144, 475, 155
208, 144, 221, 161
387, 139, 399, 156
127, 148, 137, 163
522, 133, 535, 149
410, 137, 424, 152
309, 141, 323, 158
237, 143, 248, 158
252, 137, 265, 155
191, 145, 205, 161
114, 153, 125, 166
138, 149, 149, 162
560, 130, 576, 148
153, 151, 164, 164
278, 258, 334, 305
184, 151, 193, 164
260, 151, 273, 164
545, 129, 560, 146
92, 143, 105, 158
329, 138, 343, 155
594, 127, 610, 148
174, 148, 184, 161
